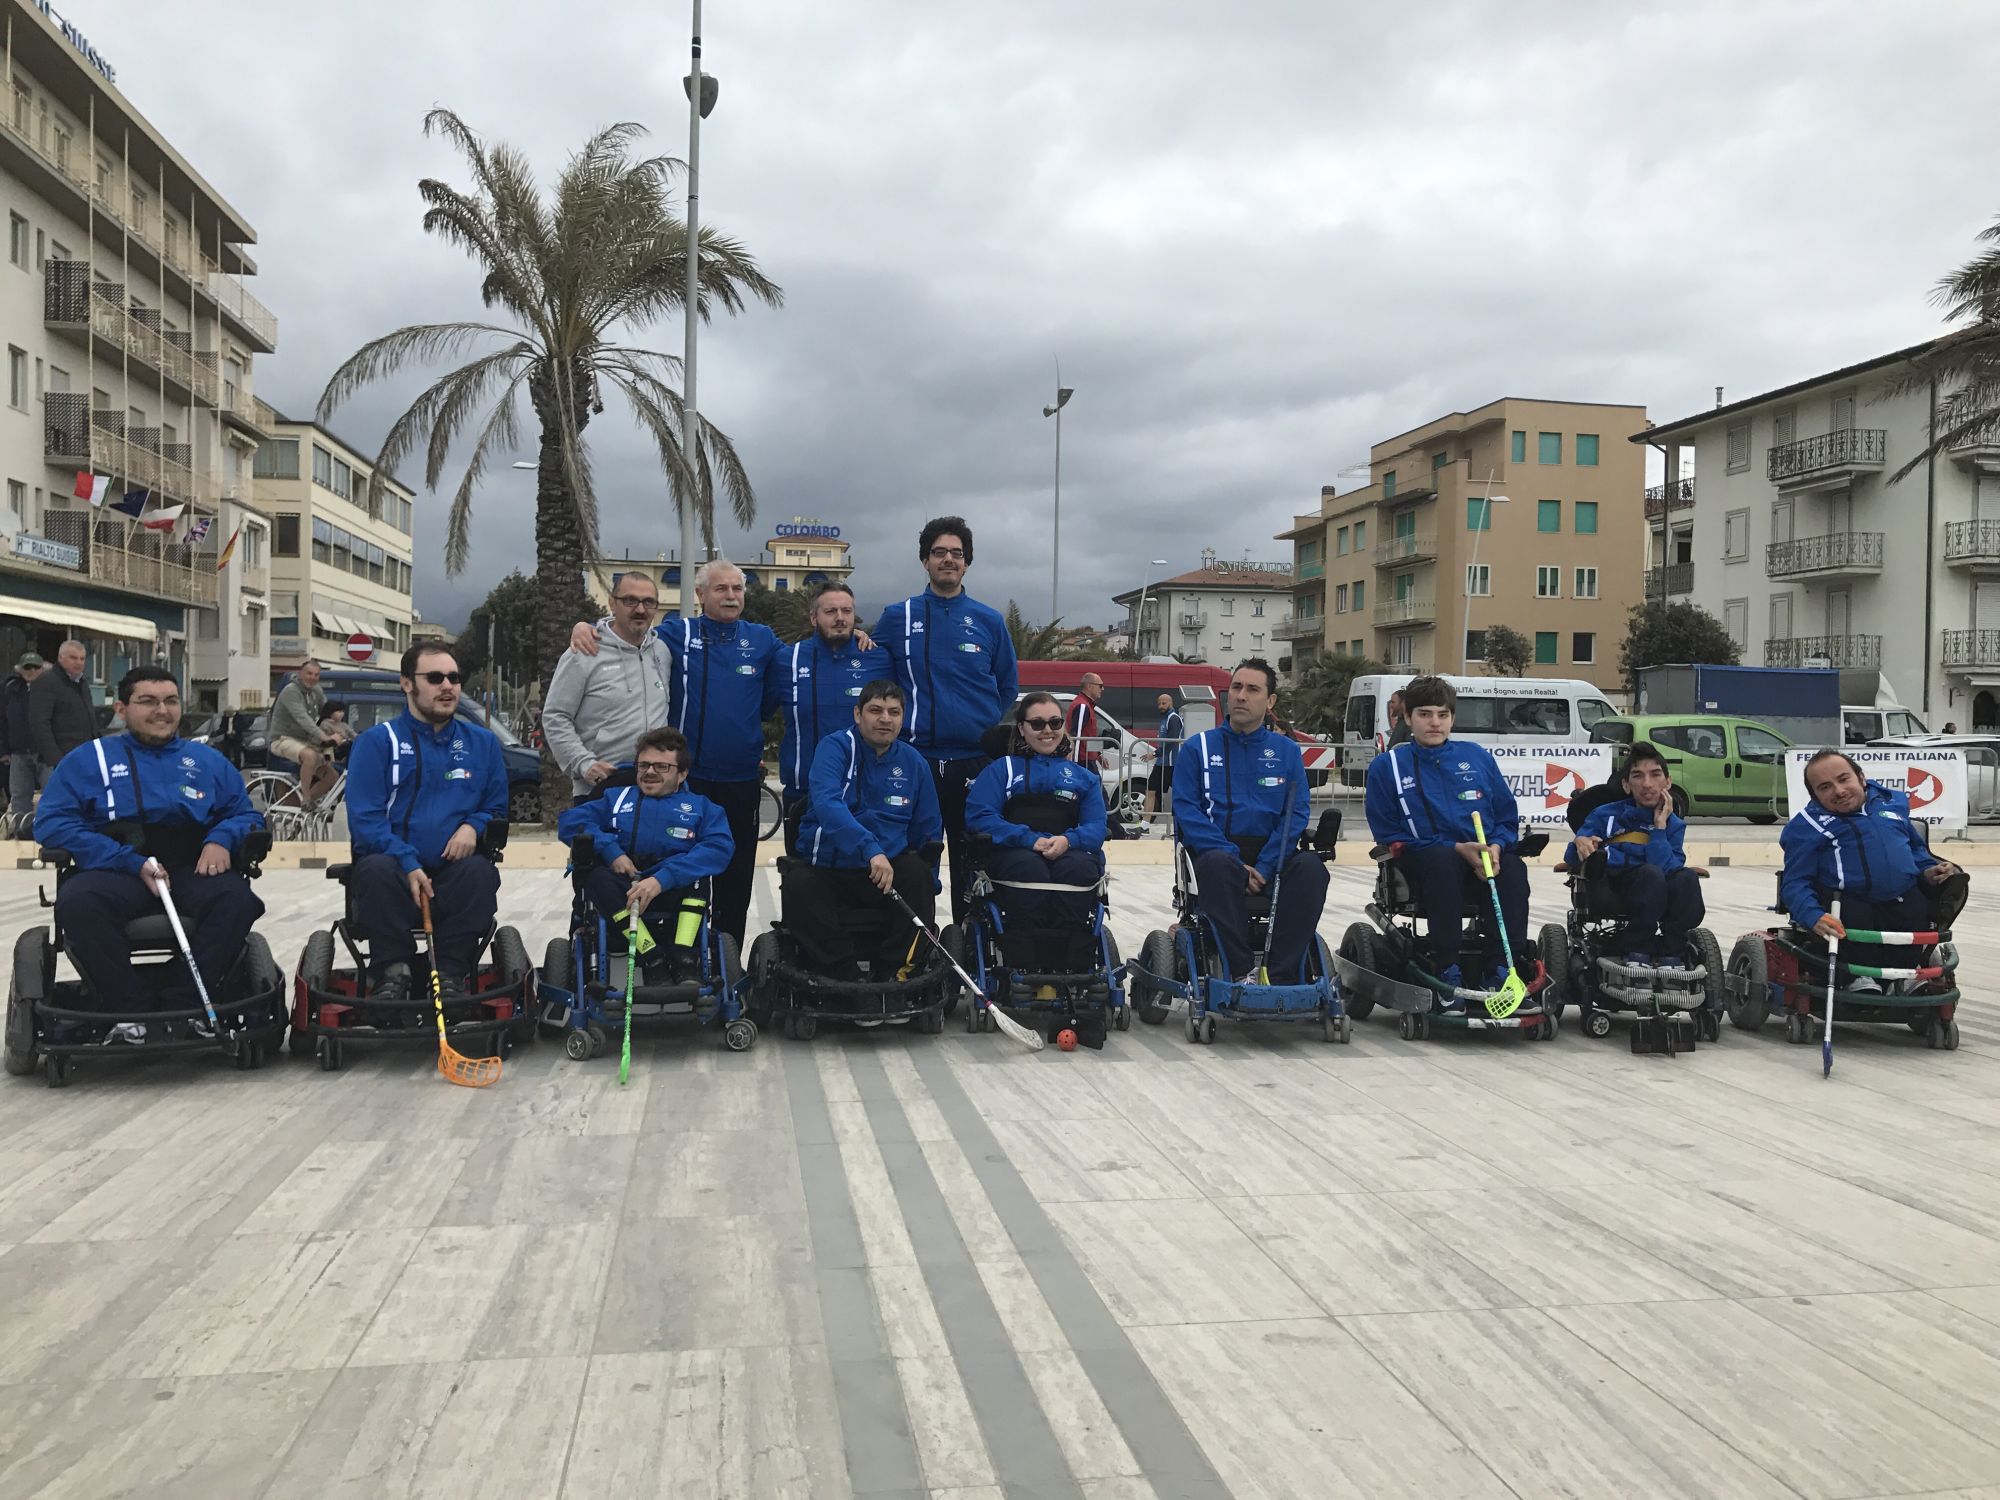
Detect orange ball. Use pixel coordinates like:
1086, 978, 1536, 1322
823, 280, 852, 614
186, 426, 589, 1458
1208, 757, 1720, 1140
1057, 1028, 1078, 1051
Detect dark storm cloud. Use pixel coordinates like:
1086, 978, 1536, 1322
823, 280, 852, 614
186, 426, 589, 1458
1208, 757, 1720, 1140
99, 0, 2000, 631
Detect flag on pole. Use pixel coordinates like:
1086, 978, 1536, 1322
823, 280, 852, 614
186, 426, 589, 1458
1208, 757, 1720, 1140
140, 504, 186, 532
73, 472, 109, 508
109, 488, 149, 519
214, 525, 240, 571
184, 515, 212, 546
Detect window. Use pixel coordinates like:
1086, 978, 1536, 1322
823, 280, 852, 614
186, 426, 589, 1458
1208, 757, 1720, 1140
1534, 631, 1558, 664
1537, 499, 1561, 533
1334, 583, 1348, 613
1432, 451, 1448, 473
46, 363, 66, 393
1465, 629, 1486, 661
312, 444, 333, 488
1726, 422, 1751, 473
1723, 598, 1748, 650
311, 517, 333, 564
1572, 632, 1595, 664
1576, 434, 1599, 467
33, 227, 41, 267
6, 346, 23, 409
1536, 566, 1561, 598
1351, 579, 1365, 609
195, 607, 220, 641
1510, 430, 1526, 463
1574, 566, 1598, 599
368, 542, 385, 584
1466, 497, 1491, 531
1538, 432, 1561, 464
1352, 520, 1366, 550
1654, 723, 1728, 760
1574, 501, 1598, 534
1220, 597, 1234, 617
1383, 471, 1396, 498
7, 480, 24, 519
1723, 509, 1749, 560
256, 437, 301, 479
1579, 698, 1613, 730
1350, 640, 1363, 656
1252, 600, 1264, 617
7, 214, 25, 270
1392, 634, 1413, 667
1299, 539, 1319, 568
1219, 632, 1233, 651
274, 514, 300, 557
1465, 564, 1490, 596
332, 457, 354, 501
10, 81, 26, 135
243, 609, 262, 654
1736, 725, 1788, 764
1335, 526, 1348, 556
272, 591, 300, 635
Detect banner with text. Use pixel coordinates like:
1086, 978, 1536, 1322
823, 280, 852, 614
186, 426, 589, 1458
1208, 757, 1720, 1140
1784, 747, 1968, 828
1488, 742, 1617, 828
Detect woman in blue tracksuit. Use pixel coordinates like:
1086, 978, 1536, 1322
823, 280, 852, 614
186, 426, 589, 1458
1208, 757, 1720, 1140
1781, 749, 1962, 986
557, 727, 733, 983
965, 692, 1107, 932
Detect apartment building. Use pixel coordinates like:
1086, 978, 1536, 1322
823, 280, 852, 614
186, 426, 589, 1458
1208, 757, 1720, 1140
588, 520, 858, 615
1641, 337, 1998, 725
1112, 551, 1295, 665
255, 411, 416, 684
1277, 398, 1646, 693
0, 1, 277, 706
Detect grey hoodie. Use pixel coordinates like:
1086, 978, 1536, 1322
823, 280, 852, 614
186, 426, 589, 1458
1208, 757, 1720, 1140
541, 622, 673, 793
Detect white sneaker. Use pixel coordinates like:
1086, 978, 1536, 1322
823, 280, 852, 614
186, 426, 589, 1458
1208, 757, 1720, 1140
1846, 975, 1882, 995
106, 1022, 147, 1045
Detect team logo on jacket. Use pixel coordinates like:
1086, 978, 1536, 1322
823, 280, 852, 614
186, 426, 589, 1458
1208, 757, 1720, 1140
890, 766, 906, 779
670, 825, 695, 840
180, 785, 205, 802
181, 756, 197, 769
735, 664, 757, 675
1399, 776, 1415, 790
1056, 788, 1077, 801
446, 768, 472, 781
1262, 748, 1276, 761
111, 763, 129, 777
1209, 755, 1223, 766
1457, 790, 1482, 801
846, 686, 863, 697
797, 666, 812, 678
885, 794, 910, 808
957, 642, 982, 653
1258, 776, 1283, 787
910, 620, 925, 634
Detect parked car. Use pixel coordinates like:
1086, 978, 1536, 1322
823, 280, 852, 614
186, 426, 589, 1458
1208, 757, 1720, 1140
1843, 703, 1927, 744
1587, 713, 1791, 822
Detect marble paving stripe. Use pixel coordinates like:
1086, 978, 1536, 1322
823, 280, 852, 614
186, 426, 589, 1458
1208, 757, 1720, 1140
906, 1040, 1233, 1500
845, 1048, 1085, 1500
783, 1042, 927, 1499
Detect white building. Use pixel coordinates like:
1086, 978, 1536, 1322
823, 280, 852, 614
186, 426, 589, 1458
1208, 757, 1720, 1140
1111, 552, 1296, 665
0, 1, 277, 708
1639, 336, 1998, 725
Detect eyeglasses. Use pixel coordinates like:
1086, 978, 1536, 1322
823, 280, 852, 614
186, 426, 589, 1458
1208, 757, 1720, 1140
927, 547, 966, 560
635, 760, 683, 776
1023, 716, 1064, 731
612, 595, 657, 609
127, 696, 179, 710
417, 671, 464, 686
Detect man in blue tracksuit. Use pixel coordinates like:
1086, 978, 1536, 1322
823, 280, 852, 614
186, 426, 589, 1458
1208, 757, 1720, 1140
1146, 691, 1185, 823
558, 726, 733, 983
346, 644, 510, 1004
791, 680, 945, 980
1172, 660, 1326, 982
874, 516, 1018, 923
775, 581, 890, 855
36, 665, 265, 1036
1781, 749, 1963, 987
1564, 741, 1705, 963
1364, 674, 1526, 993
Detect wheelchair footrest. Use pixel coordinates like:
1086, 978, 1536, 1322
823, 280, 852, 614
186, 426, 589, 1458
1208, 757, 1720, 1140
1205, 979, 1326, 1015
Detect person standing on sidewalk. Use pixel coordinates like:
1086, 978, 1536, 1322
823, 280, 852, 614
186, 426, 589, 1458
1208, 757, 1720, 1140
1146, 690, 1184, 825
1064, 673, 1105, 771
873, 516, 1018, 923
29, 640, 95, 786
1, 652, 45, 826
544, 569, 673, 799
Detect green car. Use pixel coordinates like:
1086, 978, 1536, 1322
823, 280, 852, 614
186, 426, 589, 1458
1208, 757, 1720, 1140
1587, 715, 1791, 823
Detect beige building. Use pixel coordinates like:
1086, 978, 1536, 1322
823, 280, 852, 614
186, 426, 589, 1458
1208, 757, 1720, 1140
1277, 398, 1647, 693
587, 519, 857, 616
255, 411, 416, 681
0, 0, 278, 708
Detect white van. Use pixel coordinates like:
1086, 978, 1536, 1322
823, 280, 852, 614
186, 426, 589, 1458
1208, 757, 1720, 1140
1842, 704, 1927, 744
1341, 673, 1618, 778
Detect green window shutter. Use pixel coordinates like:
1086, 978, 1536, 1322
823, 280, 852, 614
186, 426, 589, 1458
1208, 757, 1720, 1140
1537, 499, 1561, 532
1466, 497, 1490, 531
1575, 501, 1599, 534
1538, 432, 1561, 464
1510, 430, 1526, 463
1383, 471, 1397, 498
1534, 631, 1558, 664
1576, 434, 1599, 466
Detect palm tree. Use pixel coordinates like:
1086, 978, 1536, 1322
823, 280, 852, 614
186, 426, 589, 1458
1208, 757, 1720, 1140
319, 109, 783, 705
1891, 212, 2000, 481
1004, 601, 1069, 661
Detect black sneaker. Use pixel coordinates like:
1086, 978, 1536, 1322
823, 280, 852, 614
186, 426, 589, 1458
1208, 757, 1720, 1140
371, 963, 413, 1005
436, 972, 472, 1007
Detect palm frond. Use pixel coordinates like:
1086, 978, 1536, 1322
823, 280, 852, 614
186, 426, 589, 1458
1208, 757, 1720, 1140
442, 367, 531, 573
316, 322, 519, 419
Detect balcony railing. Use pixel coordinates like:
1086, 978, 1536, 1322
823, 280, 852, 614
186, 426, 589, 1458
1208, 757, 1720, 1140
1373, 595, 1436, 627
43, 263, 219, 405
1765, 634, 1882, 669
1766, 428, 1887, 484
44, 394, 204, 508
1942, 629, 2000, 669
1644, 478, 1695, 521
1178, 612, 1208, 630
1949, 421, 2000, 464
218, 384, 269, 435
5, 507, 218, 608
1765, 531, 1884, 579
1945, 520, 2000, 567
1374, 530, 1438, 567
1270, 616, 1320, 641
1645, 562, 1694, 599
208, 272, 279, 350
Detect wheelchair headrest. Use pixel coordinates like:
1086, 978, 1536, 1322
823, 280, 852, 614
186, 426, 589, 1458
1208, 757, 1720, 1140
1566, 782, 1624, 832
979, 722, 1016, 761
1311, 807, 1342, 853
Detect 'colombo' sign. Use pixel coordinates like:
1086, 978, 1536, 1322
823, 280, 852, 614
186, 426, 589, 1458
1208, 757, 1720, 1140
776, 524, 841, 539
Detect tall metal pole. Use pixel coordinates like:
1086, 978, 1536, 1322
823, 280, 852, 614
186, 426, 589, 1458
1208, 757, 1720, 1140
1052, 398, 1062, 620
677, 0, 704, 620
1460, 469, 1499, 674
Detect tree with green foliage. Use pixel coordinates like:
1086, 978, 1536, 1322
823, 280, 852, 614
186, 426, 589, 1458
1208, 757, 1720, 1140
1618, 600, 1740, 696
1482, 624, 1532, 678
1005, 601, 1068, 661
740, 580, 810, 643
1890, 211, 2000, 482
1286, 652, 1387, 736
452, 569, 539, 679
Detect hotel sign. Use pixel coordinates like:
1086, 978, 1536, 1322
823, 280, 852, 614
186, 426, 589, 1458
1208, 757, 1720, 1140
776, 523, 841, 539
12, 532, 81, 570
34, 2, 115, 86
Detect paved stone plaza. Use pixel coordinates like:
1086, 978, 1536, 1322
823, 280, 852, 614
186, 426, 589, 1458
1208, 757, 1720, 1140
0, 859, 1996, 1500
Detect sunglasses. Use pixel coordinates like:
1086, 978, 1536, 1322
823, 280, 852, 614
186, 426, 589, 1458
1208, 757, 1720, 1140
417, 671, 464, 686
634, 760, 684, 775
1023, 716, 1064, 732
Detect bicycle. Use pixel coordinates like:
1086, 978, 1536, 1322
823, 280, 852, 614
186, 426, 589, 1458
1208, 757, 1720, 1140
243, 765, 347, 842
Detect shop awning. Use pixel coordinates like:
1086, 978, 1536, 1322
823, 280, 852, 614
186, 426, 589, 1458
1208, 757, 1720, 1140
311, 608, 342, 634
0, 591, 159, 641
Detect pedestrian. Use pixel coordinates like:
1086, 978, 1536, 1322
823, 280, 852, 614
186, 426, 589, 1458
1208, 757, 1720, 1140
1943, 721, 1959, 735
1065, 673, 1105, 770
29, 639, 95, 785
267, 659, 340, 805
873, 516, 1018, 923
1386, 688, 1411, 747
543, 568, 672, 798
772, 581, 890, 854
1146, 690, 1184, 824
1, 651, 45, 826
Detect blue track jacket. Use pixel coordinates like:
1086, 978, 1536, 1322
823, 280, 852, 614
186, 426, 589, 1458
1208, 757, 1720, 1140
1157, 708, 1186, 770
873, 588, 1018, 760
798, 728, 943, 869
1171, 724, 1309, 880
1780, 780, 1937, 930
1562, 797, 1687, 872
558, 785, 733, 890
774, 634, 893, 799
1365, 738, 1519, 852
658, 615, 783, 783
348, 710, 509, 874
966, 751, 1107, 851
35, 733, 263, 874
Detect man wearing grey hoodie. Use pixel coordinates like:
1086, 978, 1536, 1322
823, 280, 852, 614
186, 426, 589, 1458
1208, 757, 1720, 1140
542, 570, 673, 796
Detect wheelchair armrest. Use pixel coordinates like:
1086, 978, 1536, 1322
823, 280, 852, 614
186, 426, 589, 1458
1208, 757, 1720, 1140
479, 818, 509, 864
569, 834, 601, 873
37, 846, 73, 870
324, 862, 352, 883
1518, 831, 1550, 859
1368, 842, 1400, 864
235, 828, 272, 877
1308, 807, 1342, 857
919, 840, 945, 862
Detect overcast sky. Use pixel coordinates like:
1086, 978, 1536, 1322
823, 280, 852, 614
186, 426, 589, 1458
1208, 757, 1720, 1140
95, 0, 2000, 633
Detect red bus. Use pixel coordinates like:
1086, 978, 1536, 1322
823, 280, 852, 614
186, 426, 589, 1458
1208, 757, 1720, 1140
1016, 661, 1230, 741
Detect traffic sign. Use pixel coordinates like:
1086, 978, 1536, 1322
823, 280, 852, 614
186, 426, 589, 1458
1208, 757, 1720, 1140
345, 632, 375, 664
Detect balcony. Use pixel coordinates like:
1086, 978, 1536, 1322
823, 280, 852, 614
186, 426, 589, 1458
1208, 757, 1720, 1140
1765, 531, 1883, 580
1374, 530, 1438, 567
1645, 562, 1694, 599
44, 395, 204, 509
43, 264, 219, 405
1178, 612, 1208, 630
1943, 629, 2000, 670
1765, 634, 1881, 669
1271, 616, 1320, 642
1373, 595, 1436, 628
1644, 478, 1695, 522
2, 507, 218, 607
1949, 422, 2000, 471
209, 272, 280, 352
1373, 481, 1437, 510
218, 384, 270, 438
1765, 428, 1887, 491
1943, 520, 2000, 570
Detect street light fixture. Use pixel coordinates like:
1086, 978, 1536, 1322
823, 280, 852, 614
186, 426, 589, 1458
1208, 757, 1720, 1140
1134, 557, 1169, 656
1042, 360, 1073, 621
676, 0, 718, 621
1460, 471, 1510, 673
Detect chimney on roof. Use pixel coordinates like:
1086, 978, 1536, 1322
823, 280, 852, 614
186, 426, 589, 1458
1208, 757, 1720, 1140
1715, 386, 1724, 407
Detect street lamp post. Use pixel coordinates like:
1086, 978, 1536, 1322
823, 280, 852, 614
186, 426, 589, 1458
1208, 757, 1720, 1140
677, 0, 719, 621
1042, 361, 1073, 621
1460, 471, 1510, 673
1133, 557, 1169, 656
